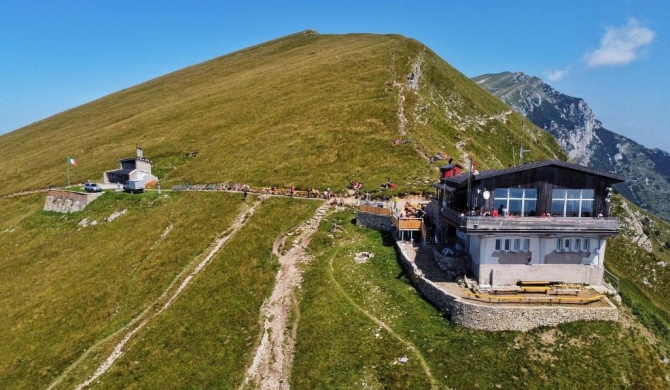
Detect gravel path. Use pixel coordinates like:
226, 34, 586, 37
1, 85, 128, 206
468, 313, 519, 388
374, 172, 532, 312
239, 202, 329, 390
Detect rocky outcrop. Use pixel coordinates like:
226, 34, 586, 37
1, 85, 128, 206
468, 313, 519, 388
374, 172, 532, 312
473, 71, 670, 223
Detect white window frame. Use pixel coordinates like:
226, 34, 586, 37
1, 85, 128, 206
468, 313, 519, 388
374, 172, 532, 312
551, 189, 595, 217
494, 188, 538, 216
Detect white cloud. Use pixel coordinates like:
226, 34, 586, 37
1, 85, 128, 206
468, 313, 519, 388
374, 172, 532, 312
546, 67, 570, 82
584, 18, 654, 67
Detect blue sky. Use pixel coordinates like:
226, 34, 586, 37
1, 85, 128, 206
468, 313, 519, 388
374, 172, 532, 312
1, 1, 668, 152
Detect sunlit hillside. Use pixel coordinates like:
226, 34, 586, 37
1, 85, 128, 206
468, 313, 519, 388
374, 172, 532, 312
0, 31, 563, 196
4, 32, 670, 389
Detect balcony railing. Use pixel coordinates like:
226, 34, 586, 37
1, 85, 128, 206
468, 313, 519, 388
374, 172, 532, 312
441, 207, 619, 233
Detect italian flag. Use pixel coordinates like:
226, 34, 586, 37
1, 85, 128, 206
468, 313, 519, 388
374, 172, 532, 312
67, 156, 77, 166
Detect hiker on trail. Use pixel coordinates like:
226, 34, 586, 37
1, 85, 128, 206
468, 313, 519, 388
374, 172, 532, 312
243, 188, 248, 202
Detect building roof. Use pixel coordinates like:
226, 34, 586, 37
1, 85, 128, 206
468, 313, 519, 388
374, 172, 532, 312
439, 163, 464, 170
440, 159, 625, 187
104, 168, 135, 175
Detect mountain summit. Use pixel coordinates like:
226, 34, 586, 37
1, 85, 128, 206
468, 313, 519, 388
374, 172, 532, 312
0, 33, 563, 196
473, 71, 670, 222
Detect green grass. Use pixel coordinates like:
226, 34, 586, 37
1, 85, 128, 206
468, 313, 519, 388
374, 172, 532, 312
64, 197, 320, 389
293, 212, 669, 389
606, 194, 670, 354
0, 32, 565, 198
0, 191, 244, 389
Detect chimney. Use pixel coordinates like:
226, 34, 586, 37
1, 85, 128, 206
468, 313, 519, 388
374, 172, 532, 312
136, 146, 143, 158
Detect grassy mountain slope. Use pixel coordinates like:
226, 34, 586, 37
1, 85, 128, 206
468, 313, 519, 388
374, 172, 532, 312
6, 32, 670, 388
0, 31, 563, 196
291, 212, 667, 389
607, 194, 670, 352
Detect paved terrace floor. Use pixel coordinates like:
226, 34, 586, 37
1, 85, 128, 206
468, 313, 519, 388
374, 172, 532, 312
397, 242, 611, 308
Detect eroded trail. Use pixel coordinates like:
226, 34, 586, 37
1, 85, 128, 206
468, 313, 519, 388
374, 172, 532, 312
239, 202, 329, 390
48, 200, 261, 390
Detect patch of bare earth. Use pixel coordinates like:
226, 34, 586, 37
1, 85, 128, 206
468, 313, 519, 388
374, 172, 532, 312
239, 202, 329, 390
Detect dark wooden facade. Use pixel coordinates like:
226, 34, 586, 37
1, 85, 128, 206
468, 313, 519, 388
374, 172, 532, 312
436, 160, 624, 218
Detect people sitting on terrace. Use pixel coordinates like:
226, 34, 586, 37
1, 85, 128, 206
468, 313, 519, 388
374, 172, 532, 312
491, 208, 499, 217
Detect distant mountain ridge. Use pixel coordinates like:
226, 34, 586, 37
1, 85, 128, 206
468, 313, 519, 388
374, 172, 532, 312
473, 71, 670, 222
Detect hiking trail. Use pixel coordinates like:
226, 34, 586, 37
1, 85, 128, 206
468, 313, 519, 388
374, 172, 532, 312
239, 202, 329, 390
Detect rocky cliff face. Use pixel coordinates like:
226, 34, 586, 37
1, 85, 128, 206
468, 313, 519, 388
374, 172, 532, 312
473, 71, 670, 222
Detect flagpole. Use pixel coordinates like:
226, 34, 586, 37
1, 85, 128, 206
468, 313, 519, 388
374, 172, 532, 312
67, 159, 70, 187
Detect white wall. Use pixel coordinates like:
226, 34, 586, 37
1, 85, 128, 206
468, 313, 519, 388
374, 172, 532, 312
480, 264, 603, 286
473, 235, 607, 286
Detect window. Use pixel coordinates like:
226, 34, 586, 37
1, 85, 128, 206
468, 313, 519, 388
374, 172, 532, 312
494, 188, 538, 216
551, 189, 595, 217
495, 237, 531, 252
556, 238, 589, 252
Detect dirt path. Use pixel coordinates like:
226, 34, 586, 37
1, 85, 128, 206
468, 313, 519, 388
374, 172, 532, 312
47, 200, 261, 390
239, 202, 329, 390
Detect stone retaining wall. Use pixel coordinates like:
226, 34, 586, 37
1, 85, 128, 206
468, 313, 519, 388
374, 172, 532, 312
395, 242, 618, 332
356, 212, 393, 232
44, 190, 101, 213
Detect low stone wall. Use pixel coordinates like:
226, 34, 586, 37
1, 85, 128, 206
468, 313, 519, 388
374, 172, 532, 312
356, 212, 393, 232
395, 242, 619, 332
44, 190, 101, 213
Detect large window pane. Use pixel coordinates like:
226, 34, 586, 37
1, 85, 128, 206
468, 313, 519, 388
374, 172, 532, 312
508, 199, 522, 215
566, 200, 580, 217
525, 189, 537, 198
494, 188, 507, 198
552, 200, 564, 216
524, 200, 537, 216
581, 200, 594, 216
566, 189, 581, 199
509, 188, 524, 198
553, 189, 566, 199
582, 189, 594, 198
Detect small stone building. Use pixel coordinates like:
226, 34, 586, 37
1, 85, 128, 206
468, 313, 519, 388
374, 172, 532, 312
103, 146, 158, 186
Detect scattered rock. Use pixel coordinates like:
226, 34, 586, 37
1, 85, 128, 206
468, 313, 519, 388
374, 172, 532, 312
105, 209, 128, 223
354, 252, 374, 263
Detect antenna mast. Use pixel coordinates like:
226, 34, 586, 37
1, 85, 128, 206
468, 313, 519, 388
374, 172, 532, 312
519, 122, 531, 165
